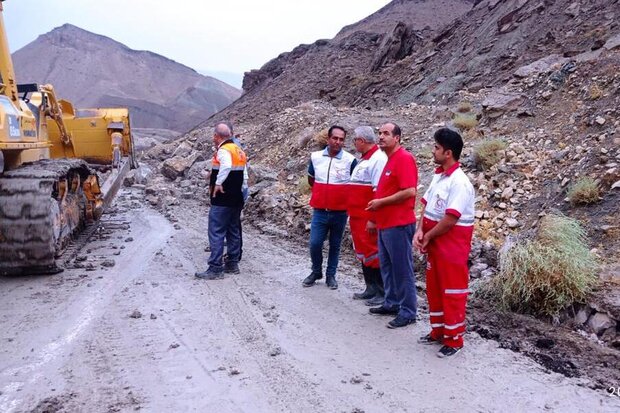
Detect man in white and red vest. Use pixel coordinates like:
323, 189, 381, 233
415, 128, 475, 358
347, 126, 387, 303
303, 125, 357, 290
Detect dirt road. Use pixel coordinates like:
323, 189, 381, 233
1, 190, 619, 412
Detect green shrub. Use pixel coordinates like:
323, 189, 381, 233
567, 177, 600, 205
472, 139, 507, 169
488, 214, 599, 317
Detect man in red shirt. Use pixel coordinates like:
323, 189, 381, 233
366, 122, 418, 328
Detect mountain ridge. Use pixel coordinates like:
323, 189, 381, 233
12, 23, 241, 132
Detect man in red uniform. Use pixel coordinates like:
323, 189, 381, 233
414, 128, 475, 357
366, 122, 418, 329
347, 126, 387, 302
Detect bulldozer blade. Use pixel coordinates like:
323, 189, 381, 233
100, 157, 131, 208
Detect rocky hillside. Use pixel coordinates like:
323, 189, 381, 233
204, 0, 620, 125
335, 0, 473, 40
200, 0, 474, 126
12, 24, 241, 132
361, 0, 620, 106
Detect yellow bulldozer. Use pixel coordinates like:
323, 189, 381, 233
0, 0, 136, 275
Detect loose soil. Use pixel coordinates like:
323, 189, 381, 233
1, 188, 619, 412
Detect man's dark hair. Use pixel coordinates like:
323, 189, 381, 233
434, 128, 464, 160
328, 125, 347, 138
390, 123, 402, 138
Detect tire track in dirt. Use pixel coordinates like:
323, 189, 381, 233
60, 237, 277, 412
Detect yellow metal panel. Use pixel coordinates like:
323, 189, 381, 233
48, 106, 132, 165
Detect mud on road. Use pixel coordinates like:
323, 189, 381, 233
1, 188, 619, 412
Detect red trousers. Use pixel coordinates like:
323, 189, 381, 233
349, 216, 379, 269
423, 217, 473, 348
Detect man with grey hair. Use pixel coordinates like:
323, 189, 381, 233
195, 122, 248, 279
347, 126, 388, 303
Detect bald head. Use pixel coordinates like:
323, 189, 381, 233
213, 123, 232, 147
214, 123, 232, 138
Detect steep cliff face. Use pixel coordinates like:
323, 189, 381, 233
12, 24, 241, 132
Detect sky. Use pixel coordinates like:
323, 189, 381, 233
3, 0, 392, 88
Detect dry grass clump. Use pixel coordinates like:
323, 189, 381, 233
456, 100, 473, 113
452, 113, 479, 130
486, 214, 599, 317
298, 176, 311, 195
567, 177, 600, 205
452, 100, 479, 130
472, 139, 507, 170
313, 128, 329, 148
588, 84, 603, 100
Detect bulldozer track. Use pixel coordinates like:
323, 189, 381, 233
0, 159, 99, 276
58, 222, 98, 267
58, 218, 130, 268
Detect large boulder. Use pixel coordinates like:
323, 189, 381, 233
187, 160, 212, 183
604, 33, 620, 50
124, 165, 153, 186
482, 88, 526, 118
513, 54, 569, 78
160, 151, 204, 180
249, 164, 279, 183
370, 21, 418, 72
587, 312, 616, 335
171, 141, 194, 158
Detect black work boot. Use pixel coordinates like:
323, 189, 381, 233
195, 268, 225, 280
326, 275, 338, 290
224, 262, 240, 274
302, 272, 322, 287
365, 268, 385, 305
372, 268, 384, 294
365, 295, 385, 306
353, 265, 377, 300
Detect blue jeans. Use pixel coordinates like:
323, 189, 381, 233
309, 209, 348, 277
208, 205, 242, 271
378, 224, 418, 319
